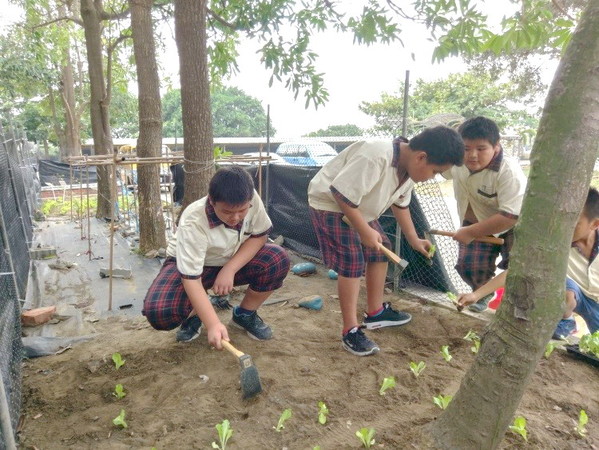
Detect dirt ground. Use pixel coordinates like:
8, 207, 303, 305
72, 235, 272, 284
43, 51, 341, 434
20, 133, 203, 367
18, 253, 599, 449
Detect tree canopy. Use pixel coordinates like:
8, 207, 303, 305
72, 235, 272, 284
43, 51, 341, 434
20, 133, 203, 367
305, 123, 364, 137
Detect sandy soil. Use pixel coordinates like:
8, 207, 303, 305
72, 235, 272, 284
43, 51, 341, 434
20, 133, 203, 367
17, 261, 599, 450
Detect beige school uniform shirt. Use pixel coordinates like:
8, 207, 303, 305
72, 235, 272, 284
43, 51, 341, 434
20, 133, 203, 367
307, 140, 413, 222
166, 190, 272, 278
444, 150, 526, 235
568, 236, 599, 303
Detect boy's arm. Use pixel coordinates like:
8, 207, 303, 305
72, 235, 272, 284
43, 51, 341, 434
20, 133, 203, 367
182, 278, 229, 348
454, 214, 517, 245
391, 205, 431, 257
213, 235, 268, 295
457, 270, 508, 308
335, 198, 382, 249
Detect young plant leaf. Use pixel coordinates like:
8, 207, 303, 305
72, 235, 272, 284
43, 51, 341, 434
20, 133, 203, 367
446, 292, 458, 304
212, 419, 233, 450
508, 416, 528, 442
575, 409, 588, 437
274, 408, 292, 432
433, 394, 453, 410
112, 409, 127, 428
317, 401, 329, 425
428, 244, 436, 259
471, 339, 481, 354
355, 427, 376, 449
440, 345, 452, 362
112, 352, 125, 370
379, 376, 396, 395
463, 330, 481, 354
544, 341, 556, 359
113, 384, 126, 399
409, 361, 426, 378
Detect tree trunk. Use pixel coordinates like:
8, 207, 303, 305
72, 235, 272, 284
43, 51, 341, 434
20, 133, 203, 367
130, 0, 167, 252
426, 2, 599, 448
80, 0, 114, 219
174, 0, 214, 206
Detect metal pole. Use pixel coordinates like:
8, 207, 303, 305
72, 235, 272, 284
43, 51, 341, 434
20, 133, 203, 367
0, 369, 17, 450
108, 162, 117, 311
265, 105, 271, 215
86, 162, 91, 260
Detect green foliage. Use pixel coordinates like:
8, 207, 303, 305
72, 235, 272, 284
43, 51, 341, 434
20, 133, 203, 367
409, 361, 426, 378
463, 330, 481, 354
109, 87, 139, 138
113, 384, 126, 399
575, 409, 588, 438
305, 123, 363, 137
112, 352, 125, 370
379, 376, 396, 395
274, 408, 292, 432
112, 409, 127, 428
579, 330, 599, 358
317, 401, 329, 425
544, 341, 556, 359
433, 394, 453, 410
446, 292, 458, 306
212, 419, 233, 450
440, 345, 452, 362
355, 427, 376, 449
508, 416, 528, 442
41, 197, 98, 218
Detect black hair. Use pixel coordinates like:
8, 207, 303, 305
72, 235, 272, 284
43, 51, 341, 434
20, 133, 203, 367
408, 125, 464, 166
583, 187, 599, 220
458, 116, 500, 146
208, 166, 254, 205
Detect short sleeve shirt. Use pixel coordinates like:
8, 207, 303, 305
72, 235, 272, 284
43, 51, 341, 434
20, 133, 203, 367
307, 140, 413, 222
567, 231, 599, 303
166, 190, 272, 279
447, 150, 526, 231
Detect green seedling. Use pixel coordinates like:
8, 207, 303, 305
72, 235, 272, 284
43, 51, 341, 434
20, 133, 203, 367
440, 345, 452, 362
113, 384, 126, 399
313, 447, 321, 450
575, 409, 588, 437
544, 341, 557, 359
317, 401, 329, 425
508, 416, 528, 442
379, 376, 396, 395
112, 409, 127, 428
428, 244, 436, 259
463, 330, 481, 354
579, 330, 599, 358
211, 419, 233, 450
446, 292, 458, 304
112, 352, 125, 370
355, 427, 376, 449
409, 361, 426, 378
433, 394, 453, 410
274, 408, 292, 432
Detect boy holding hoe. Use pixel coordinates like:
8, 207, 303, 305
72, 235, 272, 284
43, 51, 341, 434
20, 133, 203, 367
308, 126, 464, 356
143, 166, 290, 348
458, 187, 599, 340
445, 116, 527, 312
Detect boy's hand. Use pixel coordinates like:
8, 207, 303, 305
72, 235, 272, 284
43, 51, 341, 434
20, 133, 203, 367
359, 227, 383, 249
453, 227, 476, 245
213, 267, 235, 295
408, 237, 431, 257
207, 322, 230, 349
457, 293, 479, 309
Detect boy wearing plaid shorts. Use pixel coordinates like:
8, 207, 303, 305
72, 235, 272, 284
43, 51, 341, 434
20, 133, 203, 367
308, 126, 465, 356
143, 166, 290, 349
445, 116, 527, 312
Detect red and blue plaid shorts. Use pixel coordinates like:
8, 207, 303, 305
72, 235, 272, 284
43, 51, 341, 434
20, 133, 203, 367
309, 207, 392, 278
142, 243, 290, 330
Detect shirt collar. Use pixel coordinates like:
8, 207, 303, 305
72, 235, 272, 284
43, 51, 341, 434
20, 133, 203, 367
468, 147, 503, 175
391, 136, 408, 168
571, 229, 599, 264
205, 201, 243, 231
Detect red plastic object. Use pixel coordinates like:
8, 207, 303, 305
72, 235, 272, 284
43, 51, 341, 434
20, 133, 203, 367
488, 287, 504, 310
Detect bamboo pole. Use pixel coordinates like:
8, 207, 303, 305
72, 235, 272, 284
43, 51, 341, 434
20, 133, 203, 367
108, 161, 117, 312
86, 162, 92, 261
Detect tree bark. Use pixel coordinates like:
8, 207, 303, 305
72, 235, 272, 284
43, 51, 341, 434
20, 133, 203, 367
130, 0, 167, 252
426, 2, 599, 448
80, 0, 114, 219
174, 0, 214, 206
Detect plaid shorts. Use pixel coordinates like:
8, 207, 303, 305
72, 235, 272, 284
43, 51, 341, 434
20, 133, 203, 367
309, 207, 392, 278
142, 243, 290, 330
455, 222, 515, 290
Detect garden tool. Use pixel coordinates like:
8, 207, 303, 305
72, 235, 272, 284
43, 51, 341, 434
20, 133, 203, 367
221, 340, 262, 399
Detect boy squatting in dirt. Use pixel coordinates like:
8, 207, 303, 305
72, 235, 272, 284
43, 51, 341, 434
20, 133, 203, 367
142, 166, 290, 349
308, 126, 465, 356
458, 187, 599, 340
443, 116, 527, 313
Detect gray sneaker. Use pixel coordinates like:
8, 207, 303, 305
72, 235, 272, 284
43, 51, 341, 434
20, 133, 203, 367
231, 307, 273, 340
468, 293, 494, 313
342, 326, 380, 356
176, 315, 202, 342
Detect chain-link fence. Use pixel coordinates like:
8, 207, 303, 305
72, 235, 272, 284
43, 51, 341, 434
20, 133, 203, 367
0, 123, 37, 449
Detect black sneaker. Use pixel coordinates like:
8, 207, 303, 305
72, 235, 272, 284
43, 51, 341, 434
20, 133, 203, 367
231, 307, 273, 340
342, 327, 380, 356
552, 318, 577, 340
362, 302, 412, 329
468, 293, 494, 313
176, 315, 202, 342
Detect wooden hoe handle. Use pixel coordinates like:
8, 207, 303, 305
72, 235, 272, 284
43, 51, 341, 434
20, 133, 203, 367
429, 229, 504, 246
221, 340, 244, 358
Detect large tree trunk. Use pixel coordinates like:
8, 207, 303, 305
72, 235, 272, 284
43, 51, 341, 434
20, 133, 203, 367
426, 2, 599, 448
81, 0, 114, 219
130, 0, 167, 252
174, 0, 214, 206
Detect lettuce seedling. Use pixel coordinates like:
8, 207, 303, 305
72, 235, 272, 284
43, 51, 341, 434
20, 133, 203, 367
433, 394, 453, 410
446, 292, 458, 304
212, 419, 233, 450
113, 384, 126, 399
112, 352, 125, 370
355, 427, 376, 449
463, 330, 481, 354
274, 408, 292, 432
112, 409, 127, 428
409, 361, 426, 378
508, 416, 528, 442
379, 376, 396, 395
440, 345, 452, 362
428, 244, 436, 259
575, 409, 588, 437
317, 401, 329, 425
544, 341, 557, 359
579, 330, 599, 358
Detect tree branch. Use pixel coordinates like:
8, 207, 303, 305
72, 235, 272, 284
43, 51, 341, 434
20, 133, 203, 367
207, 7, 237, 30
30, 15, 83, 29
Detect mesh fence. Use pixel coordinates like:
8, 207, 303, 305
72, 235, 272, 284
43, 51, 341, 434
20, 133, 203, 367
0, 125, 36, 449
